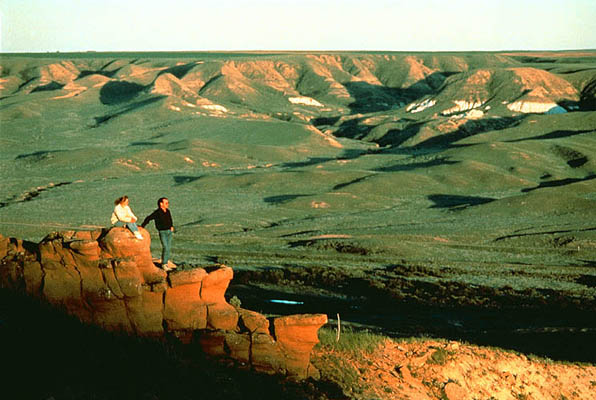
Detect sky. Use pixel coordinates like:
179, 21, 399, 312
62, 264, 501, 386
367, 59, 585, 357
1, 0, 595, 52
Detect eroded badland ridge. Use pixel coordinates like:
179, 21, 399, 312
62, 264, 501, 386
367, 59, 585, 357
1, 51, 596, 399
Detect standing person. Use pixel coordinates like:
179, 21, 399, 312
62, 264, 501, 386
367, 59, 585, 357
141, 197, 175, 270
111, 195, 144, 240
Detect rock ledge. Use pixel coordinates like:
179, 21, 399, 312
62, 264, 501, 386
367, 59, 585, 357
0, 229, 327, 379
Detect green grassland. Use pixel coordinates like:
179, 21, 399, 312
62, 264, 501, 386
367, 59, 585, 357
1, 51, 595, 359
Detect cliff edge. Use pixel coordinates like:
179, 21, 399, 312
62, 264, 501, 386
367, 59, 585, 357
0, 228, 327, 379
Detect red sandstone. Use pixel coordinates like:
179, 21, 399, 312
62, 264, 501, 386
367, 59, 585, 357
0, 230, 327, 379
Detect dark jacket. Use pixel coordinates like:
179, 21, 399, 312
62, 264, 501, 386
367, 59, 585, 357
141, 208, 173, 231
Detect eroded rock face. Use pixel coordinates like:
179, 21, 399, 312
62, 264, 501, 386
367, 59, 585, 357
0, 230, 327, 379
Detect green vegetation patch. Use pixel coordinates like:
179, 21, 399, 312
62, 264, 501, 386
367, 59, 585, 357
318, 326, 386, 354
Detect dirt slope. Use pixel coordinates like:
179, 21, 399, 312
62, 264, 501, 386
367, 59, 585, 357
314, 338, 596, 400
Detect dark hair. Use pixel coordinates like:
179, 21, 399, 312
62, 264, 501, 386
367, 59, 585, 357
158, 197, 168, 207
114, 195, 128, 205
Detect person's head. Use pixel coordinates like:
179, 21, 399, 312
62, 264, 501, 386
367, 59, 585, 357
115, 195, 129, 206
158, 197, 169, 210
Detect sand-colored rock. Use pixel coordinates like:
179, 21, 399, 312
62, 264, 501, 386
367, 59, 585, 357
164, 280, 207, 331
274, 314, 328, 378
112, 259, 144, 298
200, 265, 234, 303
126, 290, 165, 336
250, 332, 285, 375
444, 381, 466, 400
224, 332, 251, 365
168, 267, 207, 288
100, 227, 166, 285
238, 308, 270, 334
207, 302, 239, 331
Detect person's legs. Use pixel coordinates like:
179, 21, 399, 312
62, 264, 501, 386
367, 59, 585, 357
114, 221, 142, 238
125, 222, 139, 233
159, 229, 172, 265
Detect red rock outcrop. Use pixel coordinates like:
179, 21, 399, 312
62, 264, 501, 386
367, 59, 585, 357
0, 229, 327, 379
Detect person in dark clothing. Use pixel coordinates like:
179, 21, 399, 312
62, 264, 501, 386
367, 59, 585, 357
141, 197, 175, 270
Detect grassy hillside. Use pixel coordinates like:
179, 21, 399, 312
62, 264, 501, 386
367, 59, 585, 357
1, 50, 595, 361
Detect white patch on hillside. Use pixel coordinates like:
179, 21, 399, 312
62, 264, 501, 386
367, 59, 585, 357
288, 96, 324, 107
441, 100, 485, 116
450, 109, 485, 120
507, 101, 560, 114
406, 98, 436, 113
201, 104, 228, 113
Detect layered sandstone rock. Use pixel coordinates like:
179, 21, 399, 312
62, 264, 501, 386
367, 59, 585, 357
0, 229, 327, 379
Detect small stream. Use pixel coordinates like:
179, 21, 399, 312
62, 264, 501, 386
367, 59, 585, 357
227, 284, 596, 363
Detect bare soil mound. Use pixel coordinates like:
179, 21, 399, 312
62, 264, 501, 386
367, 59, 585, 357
314, 337, 596, 400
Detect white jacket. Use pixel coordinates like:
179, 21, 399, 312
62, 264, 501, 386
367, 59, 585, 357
111, 204, 137, 224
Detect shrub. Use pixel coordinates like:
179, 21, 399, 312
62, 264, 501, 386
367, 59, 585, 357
318, 326, 385, 354
428, 348, 449, 365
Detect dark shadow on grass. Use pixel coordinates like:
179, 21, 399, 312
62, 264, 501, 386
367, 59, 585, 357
129, 141, 160, 146
15, 150, 64, 160
505, 129, 595, 142
577, 274, 596, 288
77, 69, 117, 79
375, 157, 459, 172
173, 175, 204, 185
314, 73, 455, 144
161, 62, 198, 79
580, 79, 596, 110
228, 272, 596, 363
343, 81, 408, 114
17, 77, 36, 91
311, 115, 341, 127
494, 226, 596, 242
328, 117, 424, 146
281, 157, 335, 168
99, 80, 146, 105
288, 239, 369, 255
264, 194, 312, 205
567, 156, 589, 168
521, 174, 596, 193
509, 55, 557, 64
176, 219, 204, 228
280, 149, 369, 169
93, 96, 165, 127
428, 194, 496, 210
343, 72, 454, 114
279, 230, 319, 238
329, 114, 525, 151
553, 68, 596, 74
30, 81, 64, 93
414, 116, 525, 150
375, 122, 425, 147
333, 175, 374, 190
0, 181, 73, 208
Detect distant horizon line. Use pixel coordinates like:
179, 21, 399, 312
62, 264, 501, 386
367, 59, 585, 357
2, 48, 595, 55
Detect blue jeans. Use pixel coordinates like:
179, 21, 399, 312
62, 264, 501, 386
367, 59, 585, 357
114, 221, 139, 233
159, 229, 173, 264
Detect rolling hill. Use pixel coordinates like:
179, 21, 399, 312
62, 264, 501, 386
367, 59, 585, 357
1, 51, 595, 365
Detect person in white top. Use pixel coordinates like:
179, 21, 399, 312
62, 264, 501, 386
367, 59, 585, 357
111, 195, 143, 240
